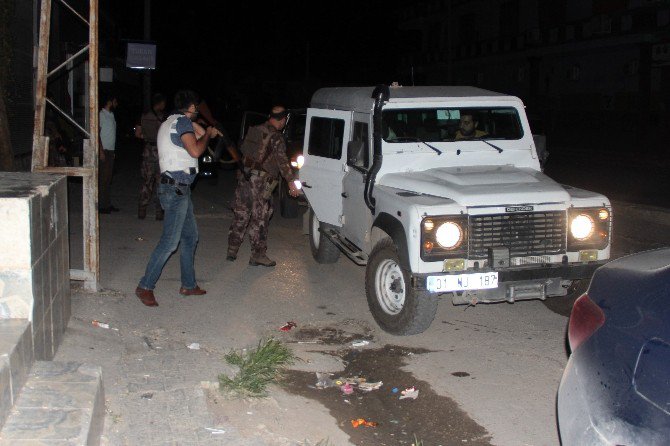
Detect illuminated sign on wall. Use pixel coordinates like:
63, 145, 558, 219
126, 42, 156, 70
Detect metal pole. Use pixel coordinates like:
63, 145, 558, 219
82, 0, 100, 291
31, 0, 52, 170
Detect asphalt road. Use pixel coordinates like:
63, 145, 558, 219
56, 147, 670, 445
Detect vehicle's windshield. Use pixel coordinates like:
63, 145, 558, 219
382, 107, 524, 143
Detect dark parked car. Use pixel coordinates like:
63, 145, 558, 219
558, 248, 670, 445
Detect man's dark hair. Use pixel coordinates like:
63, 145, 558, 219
151, 93, 166, 107
460, 110, 478, 121
100, 90, 117, 107
174, 90, 200, 112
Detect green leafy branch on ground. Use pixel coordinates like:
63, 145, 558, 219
218, 337, 295, 397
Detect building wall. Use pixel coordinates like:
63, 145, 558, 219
396, 0, 670, 161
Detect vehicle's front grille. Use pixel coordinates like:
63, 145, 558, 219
469, 211, 566, 259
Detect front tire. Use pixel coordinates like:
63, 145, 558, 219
365, 238, 437, 335
309, 208, 340, 263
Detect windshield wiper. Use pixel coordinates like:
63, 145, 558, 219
391, 136, 442, 155
473, 138, 504, 153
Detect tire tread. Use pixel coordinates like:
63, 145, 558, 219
365, 238, 437, 335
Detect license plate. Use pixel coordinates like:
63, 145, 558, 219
426, 272, 499, 293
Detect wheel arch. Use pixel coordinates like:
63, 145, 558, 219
372, 212, 410, 271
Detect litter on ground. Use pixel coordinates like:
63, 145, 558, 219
279, 321, 297, 332
92, 320, 118, 331
351, 340, 370, 347
351, 418, 378, 428
358, 381, 383, 392
187, 343, 201, 350
400, 386, 419, 400
205, 427, 226, 435
315, 372, 335, 389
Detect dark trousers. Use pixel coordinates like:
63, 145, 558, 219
138, 145, 162, 213
98, 150, 115, 209
227, 174, 273, 257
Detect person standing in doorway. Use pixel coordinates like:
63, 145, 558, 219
98, 91, 119, 214
135, 90, 222, 307
137, 93, 167, 220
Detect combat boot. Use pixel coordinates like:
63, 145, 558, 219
249, 254, 276, 267
138, 206, 147, 220
226, 247, 238, 262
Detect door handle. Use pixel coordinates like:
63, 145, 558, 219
341, 192, 348, 198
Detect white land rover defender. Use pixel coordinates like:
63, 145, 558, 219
299, 85, 612, 335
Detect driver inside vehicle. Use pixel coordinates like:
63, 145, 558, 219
455, 111, 488, 140
383, 115, 399, 141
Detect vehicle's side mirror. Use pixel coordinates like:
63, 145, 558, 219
347, 140, 365, 168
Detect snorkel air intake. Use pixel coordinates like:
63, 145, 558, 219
364, 84, 390, 214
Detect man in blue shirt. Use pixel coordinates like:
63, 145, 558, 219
135, 90, 221, 307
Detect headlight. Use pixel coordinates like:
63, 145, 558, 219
568, 207, 611, 251
435, 222, 463, 249
421, 216, 468, 261
570, 214, 594, 240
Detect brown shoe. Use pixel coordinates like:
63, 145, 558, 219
155, 209, 164, 221
249, 254, 276, 267
179, 285, 207, 296
135, 287, 158, 307
138, 207, 147, 220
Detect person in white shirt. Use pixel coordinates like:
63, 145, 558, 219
99, 92, 119, 213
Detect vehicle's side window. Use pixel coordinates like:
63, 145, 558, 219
348, 122, 369, 169
308, 117, 345, 159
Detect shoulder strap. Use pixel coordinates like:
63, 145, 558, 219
257, 130, 275, 165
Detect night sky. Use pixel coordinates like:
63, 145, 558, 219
104, 0, 399, 112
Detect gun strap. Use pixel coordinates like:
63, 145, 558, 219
257, 131, 274, 166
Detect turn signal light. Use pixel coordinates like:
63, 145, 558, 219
598, 209, 609, 221
423, 241, 434, 253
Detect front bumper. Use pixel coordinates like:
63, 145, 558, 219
410, 261, 605, 303
411, 261, 604, 290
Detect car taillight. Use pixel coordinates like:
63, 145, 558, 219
568, 293, 605, 352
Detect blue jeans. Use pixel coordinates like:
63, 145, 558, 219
139, 182, 199, 290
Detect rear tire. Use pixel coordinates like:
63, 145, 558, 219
279, 179, 299, 218
309, 208, 340, 263
365, 238, 437, 335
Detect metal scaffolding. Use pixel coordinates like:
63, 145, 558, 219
31, 0, 99, 291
